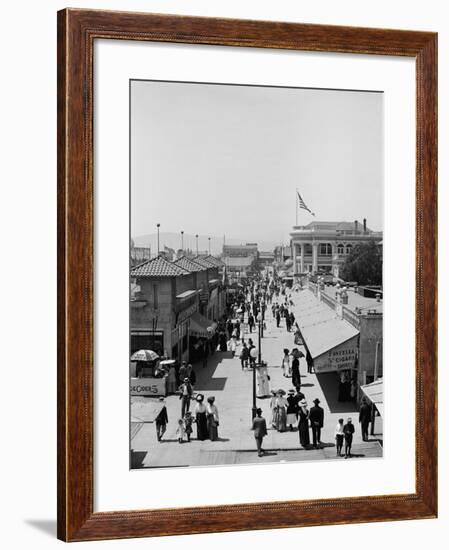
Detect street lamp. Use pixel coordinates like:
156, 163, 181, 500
208, 237, 211, 254
250, 346, 258, 419
156, 223, 161, 255
180, 230, 184, 252
195, 234, 199, 255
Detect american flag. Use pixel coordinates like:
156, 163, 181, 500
297, 192, 315, 216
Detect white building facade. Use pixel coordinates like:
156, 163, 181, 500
290, 220, 382, 277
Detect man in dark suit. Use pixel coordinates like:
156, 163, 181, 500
359, 397, 371, 441
309, 398, 324, 448
178, 378, 193, 417
252, 408, 268, 457
290, 349, 301, 390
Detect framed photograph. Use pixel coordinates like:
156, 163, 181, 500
57, 8, 437, 541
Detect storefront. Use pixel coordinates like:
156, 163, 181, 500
189, 311, 217, 362
130, 329, 164, 356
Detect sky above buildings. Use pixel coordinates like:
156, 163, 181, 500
131, 80, 383, 244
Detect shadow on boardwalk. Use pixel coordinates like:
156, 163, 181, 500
315, 372, 358, 414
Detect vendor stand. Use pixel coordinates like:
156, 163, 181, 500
129, 349, 168, 396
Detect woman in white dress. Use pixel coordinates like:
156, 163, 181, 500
256, 362, 270, 397
281, 348, 291, 377
276, 390, 288, 432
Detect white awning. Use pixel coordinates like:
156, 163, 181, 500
361, 379, 383, 417
295, 291, 359, 360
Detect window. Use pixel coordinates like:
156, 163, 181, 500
346, 244, 353, 255
337, 243, 344, 255
319, 243, 332, 255
304, 244, 312, 255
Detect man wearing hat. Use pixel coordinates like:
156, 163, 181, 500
358, 397, 371, 441
309, 398, 324, 448
290, 348, 301, 390
178, 377, 193, 417
343, 417, 355, 458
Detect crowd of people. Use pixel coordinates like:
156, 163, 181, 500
152, 272, 373, 460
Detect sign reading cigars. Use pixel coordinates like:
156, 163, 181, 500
313, 336, 358, 373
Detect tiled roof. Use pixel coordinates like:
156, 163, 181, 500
131, 256, 190, 278
192, 256, 217, 269
174, 256, 207, 273
202, 255, 224, 267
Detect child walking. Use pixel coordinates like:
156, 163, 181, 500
176, 418, 186, 443
183, 411, 194, 442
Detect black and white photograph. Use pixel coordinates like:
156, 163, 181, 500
129, 80, 384, 469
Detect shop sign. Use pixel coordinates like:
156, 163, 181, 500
313, 337, 358, 373
130, 377, 167, 396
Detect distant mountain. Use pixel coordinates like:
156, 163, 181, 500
132, 232, 281, 256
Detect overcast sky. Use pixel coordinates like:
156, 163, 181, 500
131, 80, 383, 243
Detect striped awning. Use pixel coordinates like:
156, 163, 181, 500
190, 312, 216, 338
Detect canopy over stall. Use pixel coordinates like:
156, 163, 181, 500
360, 379, 383, 417
189, 312, 217, 339
295, 290, 359, 373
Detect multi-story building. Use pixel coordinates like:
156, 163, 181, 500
290, 219, 382, 276
130, 254, 225, 363
222, 243, 258, 279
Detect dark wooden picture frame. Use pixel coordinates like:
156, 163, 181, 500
57, 8, 437, 542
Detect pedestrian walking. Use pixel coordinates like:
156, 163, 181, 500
276, 311, 281, 328
248, 314, 255, 333
176, 418, 186, 443
281, 348, 291, 377
276, 390, 287, 432
219, 331, 227, 351
183, 411, 194, 442
206, 396, 220, 441
359, 397, 371, 441
239, 342, 249, 370
334, 418, 344, 456
286, 389, 298, 430
291, 349, 301, 390
194, 394, 208, 440
343, 417, 355, 458
285, 312, 292, 332
269, 390, 278, 428
155, 397, 168, 441
178, 377, 193, 417
298, 398, 310, 448
309, 398, 324, 448
252, 408, 268, 457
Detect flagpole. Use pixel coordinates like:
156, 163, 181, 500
295, 188, 298, 226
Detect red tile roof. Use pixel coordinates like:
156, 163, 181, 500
131, 256, 190, 278
174, 256, 207, 273
202, 255, 225, 267
192, 256, 217, 269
